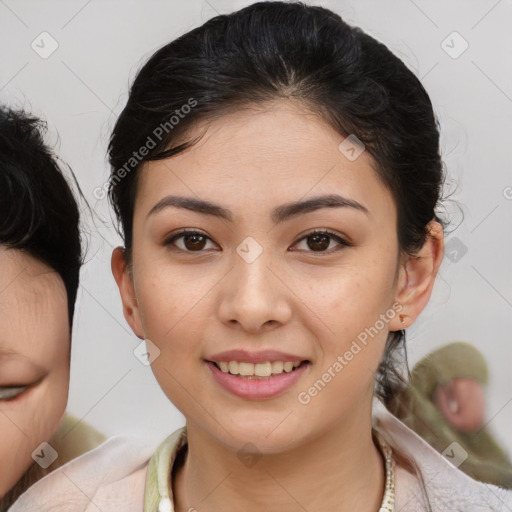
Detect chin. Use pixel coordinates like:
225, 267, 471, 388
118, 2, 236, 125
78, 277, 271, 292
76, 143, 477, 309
214, 421, 301, 455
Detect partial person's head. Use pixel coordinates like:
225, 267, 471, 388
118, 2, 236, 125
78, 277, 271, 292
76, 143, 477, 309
0, 106, 82, 499
110, 0, 446, 455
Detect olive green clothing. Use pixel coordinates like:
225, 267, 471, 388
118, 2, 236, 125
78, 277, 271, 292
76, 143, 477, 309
391, 341, 512, 488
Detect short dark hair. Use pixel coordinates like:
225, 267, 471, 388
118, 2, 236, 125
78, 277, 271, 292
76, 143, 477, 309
0, 106, 83, 329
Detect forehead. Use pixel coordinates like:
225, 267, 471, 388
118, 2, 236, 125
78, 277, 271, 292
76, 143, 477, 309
0, 247, 67, 324
0, 247, 62, 289
134, 101, 395, 222
0, 248, 68, 360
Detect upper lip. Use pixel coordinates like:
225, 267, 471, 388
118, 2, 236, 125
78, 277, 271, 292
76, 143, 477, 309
206, 349, 310, 364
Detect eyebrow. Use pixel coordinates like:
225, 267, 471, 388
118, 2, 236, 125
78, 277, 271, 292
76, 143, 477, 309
147, 193, 370, 224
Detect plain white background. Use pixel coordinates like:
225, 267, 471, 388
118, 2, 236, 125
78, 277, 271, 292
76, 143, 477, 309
1, 0, 511, 455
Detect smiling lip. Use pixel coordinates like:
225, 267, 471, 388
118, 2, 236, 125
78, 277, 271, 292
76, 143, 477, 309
206, 349, 309, 364
206, 360, 310, 399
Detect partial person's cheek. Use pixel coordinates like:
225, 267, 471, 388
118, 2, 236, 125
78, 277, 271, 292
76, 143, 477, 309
0, 371, 68, 493
0, 411, 36, 496
434, 378, 486, 434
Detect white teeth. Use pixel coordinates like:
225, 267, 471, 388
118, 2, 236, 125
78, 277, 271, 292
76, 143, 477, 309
272, 361, 283, 374
255, 362, 272, 377
283, 362, 294, 373
239, 362, 254, 376
213, 360, 303, 376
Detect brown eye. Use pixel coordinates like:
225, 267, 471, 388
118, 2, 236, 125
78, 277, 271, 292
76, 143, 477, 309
163, 229, 351, 254
163, 230, 217, 252
292, 230, 351, 253
307, 233, 330, 251
182, 233, 207, 251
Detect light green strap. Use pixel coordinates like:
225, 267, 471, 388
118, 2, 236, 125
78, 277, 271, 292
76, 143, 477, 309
144, 427, 187, 512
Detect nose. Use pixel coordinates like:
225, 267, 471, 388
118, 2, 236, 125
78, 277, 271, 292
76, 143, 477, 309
217, 250, 292, 333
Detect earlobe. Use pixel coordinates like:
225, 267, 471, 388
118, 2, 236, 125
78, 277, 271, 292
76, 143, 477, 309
111, 246, 145, 339
390, 220, 445, 330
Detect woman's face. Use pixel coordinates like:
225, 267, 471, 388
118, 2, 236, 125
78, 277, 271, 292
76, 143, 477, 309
0, 248, 70, 497
114, 101, 436, 453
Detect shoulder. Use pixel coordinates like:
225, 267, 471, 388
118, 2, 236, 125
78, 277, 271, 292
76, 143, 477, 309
8, 434, 156, 512
373, 402, 512, 511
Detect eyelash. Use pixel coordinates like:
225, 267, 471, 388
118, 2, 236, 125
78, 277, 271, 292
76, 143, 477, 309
162, 228, 352, 254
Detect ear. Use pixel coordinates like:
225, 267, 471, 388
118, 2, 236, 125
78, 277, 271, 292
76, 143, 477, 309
111, 246, 145, 339
389, 219, 445, 331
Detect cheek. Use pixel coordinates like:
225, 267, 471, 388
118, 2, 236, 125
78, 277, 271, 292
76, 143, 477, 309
33, 323, 71, 437
0, 372, 68, 497
4, 354, 69, 491
136, 265, 210, 342
136, 272, 203, 392
0, 416, 31, 496
0, 275, 70, 495
40, 354, 70, 433
137, 273, 215, 409
305, 258, 397, 379
1, 359, 69, 443
310, 261, 396, 332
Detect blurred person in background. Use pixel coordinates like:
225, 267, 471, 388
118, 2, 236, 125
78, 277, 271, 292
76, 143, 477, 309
0, 105, 104, 511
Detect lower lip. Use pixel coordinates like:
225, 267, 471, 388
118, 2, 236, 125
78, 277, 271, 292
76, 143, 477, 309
205, 361, 310, 400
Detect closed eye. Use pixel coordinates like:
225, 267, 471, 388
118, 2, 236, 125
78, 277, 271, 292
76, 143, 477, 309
162, 228, 352, 254
0, 386, 28, 401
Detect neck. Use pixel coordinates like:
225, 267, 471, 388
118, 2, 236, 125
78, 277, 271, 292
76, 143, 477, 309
172, 402, 386, 512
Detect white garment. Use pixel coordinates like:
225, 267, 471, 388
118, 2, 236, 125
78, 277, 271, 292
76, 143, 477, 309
6, 434, 154, 512
8, 405, 512, 511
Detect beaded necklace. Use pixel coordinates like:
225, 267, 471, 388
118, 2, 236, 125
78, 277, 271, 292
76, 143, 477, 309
375, 430, 396, 512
